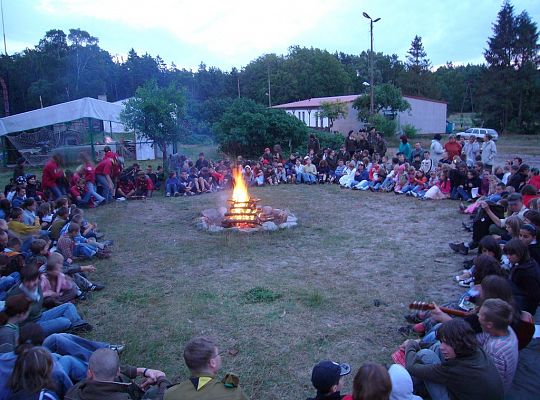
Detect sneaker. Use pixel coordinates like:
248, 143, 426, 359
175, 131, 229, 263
174, 192, 180, 197
108, 344, 125, 354
449, 242, 469, 255
101, 240, 114, 247
116, 197, 126, 202
166, 193, 171, 197
411, 192, 418, 198
459, 277, 474, 287
90, 284, 106, 291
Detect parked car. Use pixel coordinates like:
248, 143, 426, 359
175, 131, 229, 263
457, 127, 499, 142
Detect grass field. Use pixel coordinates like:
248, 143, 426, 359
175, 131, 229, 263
71, 185, 467, 399
0, 135, 537, 399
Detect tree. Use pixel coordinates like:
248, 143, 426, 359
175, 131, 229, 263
402, 35, 433, 96
482, 1, 540, 132
319, 101, 348, 129
121, 80, 186, 168
352, 83, 410, 121
214, 97, 307, 156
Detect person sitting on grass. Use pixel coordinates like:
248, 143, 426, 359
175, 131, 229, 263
165, 171, 180, 197
294, 158, 304, 184
275, 163, 287, 184
165, 336, 249, 400
178, 170, 195, 196
301, 157, 318, 185
308, 360, 351, 400
48, 207, 70, 242
342, 363, 391, 400
11, 186, 27, 209
116, 176, 136, 200
504, 238, 540, 315
57, 223, 110, 262
264, 165, 278, 186
40, 253, 81, 306
6, 263, 92, 336
404, 318, 503, 400
65, 348, 168, 400
69, 177, 94, 208
0, 294, 31, 353
7, 346, 61, 400
134, 171, 152, 198
7, 207, 41, 239
476, 298, 519, 394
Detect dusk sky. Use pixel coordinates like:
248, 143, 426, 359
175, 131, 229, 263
3, 0, 540, 71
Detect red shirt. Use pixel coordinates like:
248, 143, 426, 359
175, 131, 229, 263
444, 141, 462, 160
529, 175, 540, 191
41, 160, 64, 189
83, 162, 96, 184
95, 158, 113, 176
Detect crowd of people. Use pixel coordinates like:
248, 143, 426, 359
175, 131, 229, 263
0, 127, 539, 400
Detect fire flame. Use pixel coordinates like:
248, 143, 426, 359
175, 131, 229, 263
232, 166, 250, 203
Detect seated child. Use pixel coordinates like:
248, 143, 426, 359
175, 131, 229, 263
134, 171, 152, 198
178, 170, 195, 195
116, 176, 136, 199
57, 223, 110, 261
165, 171, 180, 197
48, 207, 70, 241
275, 163, 287, 184
41, 252, 80, 305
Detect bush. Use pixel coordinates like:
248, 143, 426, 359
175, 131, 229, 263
401, 124, 420, 139
368, 114, 396, 137
214, 98, 307, 157
306, 130, 344, 151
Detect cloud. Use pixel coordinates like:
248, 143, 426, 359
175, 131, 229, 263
36, 0, 344, 60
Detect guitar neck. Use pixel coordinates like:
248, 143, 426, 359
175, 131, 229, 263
439, 306, 469, 318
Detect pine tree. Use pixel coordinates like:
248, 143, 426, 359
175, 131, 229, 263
403, 35, 432, 96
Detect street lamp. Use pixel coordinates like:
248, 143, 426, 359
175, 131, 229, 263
363, 12, 381, 116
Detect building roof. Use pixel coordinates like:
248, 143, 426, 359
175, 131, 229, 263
272, 93, 447, 109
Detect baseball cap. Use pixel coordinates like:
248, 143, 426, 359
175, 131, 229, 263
507, 193, 523, 204
311, 360, 351, 393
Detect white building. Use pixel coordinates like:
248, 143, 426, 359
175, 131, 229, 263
272, 94, 447, 135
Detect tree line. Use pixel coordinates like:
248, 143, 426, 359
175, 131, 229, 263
0, 1, 538, 134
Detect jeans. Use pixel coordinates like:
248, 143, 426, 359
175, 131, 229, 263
73, 243, 97, 258
37, 303, 86, 336
49, 185, 66, 200
0, 273, 20, 300
400, 183, 415, 193
354, 180, 370, 190
96, 174, 113, 201
413, 349, 449, 400
44, 333, 109, 362
451, 187, 469, 201
381, 177, 394, 191
166, 183, 178, 195
86, 182, 105, 203
54, 353, 88, 383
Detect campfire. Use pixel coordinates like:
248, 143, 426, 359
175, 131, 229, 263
222, 168, 273, 228
197, 167, 298, 233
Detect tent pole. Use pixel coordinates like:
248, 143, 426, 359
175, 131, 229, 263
88, 118, 96, 162
2, 136, 7, 167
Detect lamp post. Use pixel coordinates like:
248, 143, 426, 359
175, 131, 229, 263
362, 12, 380, 116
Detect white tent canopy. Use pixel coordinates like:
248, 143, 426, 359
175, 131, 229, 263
0, 97, 125, 136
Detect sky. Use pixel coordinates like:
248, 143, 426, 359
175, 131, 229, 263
2, 0, 540, 71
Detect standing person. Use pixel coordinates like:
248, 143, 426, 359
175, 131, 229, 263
164, 336, 249, 400
430, 134, 444, 165
398, 136, 412, 161
41, 155, 66, 200
404, 318, 503, 400
444, 135, 462, 161
345, 131, 356, 159
79, 153, 105, 206
481, 134, 497, 172
410, 142, 424, 161
94, 156, 115, 203
374, 132, 387, 157
462, 136, 480, 167
308, 134, 321, 155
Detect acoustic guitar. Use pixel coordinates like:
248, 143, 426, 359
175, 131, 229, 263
409, 301, 535, 350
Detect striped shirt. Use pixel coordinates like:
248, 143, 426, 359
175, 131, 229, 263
476, 327, 519, 392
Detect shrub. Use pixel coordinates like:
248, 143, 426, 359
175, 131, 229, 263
401, 124, 420, 138
368, 114, 397, 137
